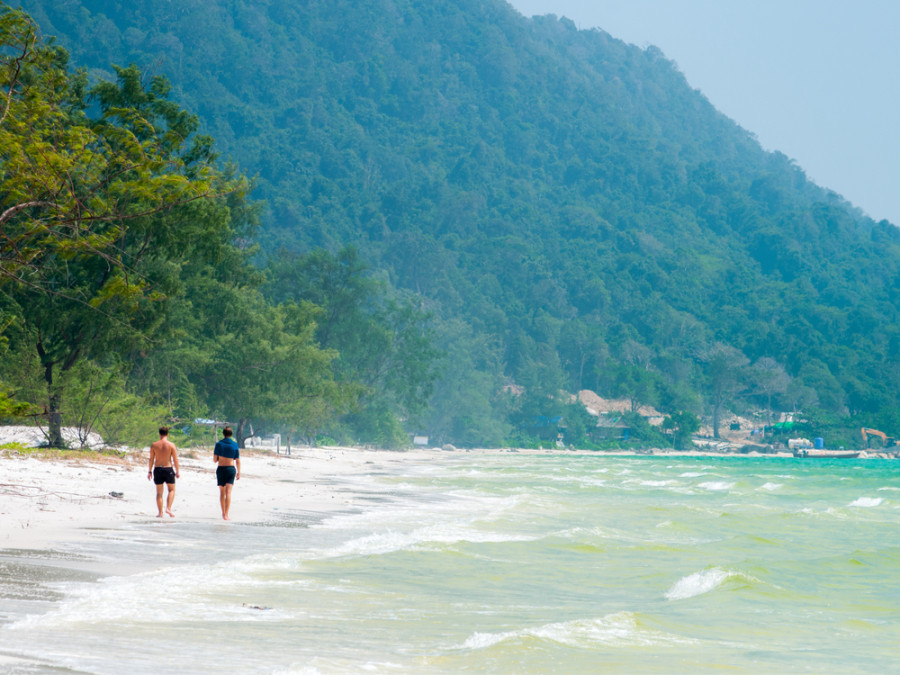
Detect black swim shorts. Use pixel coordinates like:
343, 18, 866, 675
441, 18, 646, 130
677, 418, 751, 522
153, 467, 176, 485
216, 465, 237, 486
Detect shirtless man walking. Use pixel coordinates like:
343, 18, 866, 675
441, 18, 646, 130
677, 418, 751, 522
148, 426, 180, 517
213, 426, 240, 520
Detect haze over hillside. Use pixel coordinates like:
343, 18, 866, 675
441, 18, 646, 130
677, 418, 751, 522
17, 0, 900, 446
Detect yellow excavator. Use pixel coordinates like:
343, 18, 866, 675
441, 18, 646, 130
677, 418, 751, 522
860, 428, 899, 447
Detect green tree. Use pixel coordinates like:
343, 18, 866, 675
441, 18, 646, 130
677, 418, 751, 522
0, 10, 220, 286
0, 11, 245, 446
561, 399, 597, 447
63, 359, 166, 448
700, 342, 749, 439
620, 411, 666, 447
662, 410, 700, 450
508, 349, 568, 444
0, 390, 29, 417
17, 0, 900, 440
0, 313, 31, 417
749, 356, 791, 423
608, 362, 661, 413
265, 246, 439, 445
422, 319, 510, 448
195, 294, 347, 448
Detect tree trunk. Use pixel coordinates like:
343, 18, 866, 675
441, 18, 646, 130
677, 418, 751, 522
37, 335, 82, 449
42, 360, 65, 448
712, 401, 721, 439
236, 418, 251, 449
47, 390, 64, 448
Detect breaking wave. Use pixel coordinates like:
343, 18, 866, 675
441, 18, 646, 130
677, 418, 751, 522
849, 497, 883, 508
665, 567, 756, 601
459, 611, 695, 650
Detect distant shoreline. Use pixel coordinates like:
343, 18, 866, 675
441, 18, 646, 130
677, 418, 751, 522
1, 437, 896, 554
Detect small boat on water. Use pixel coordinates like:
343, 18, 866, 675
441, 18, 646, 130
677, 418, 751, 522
793, 448, 861, 459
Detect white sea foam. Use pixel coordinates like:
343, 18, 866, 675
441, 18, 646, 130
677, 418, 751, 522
679, 472, 704, 478
760, 482, 782, 491
318, 491, 521, 531
849, 497, 883, 508
800, 506, 852, 521
323, 523, 535, 558
640, 480, 673, 487
299, 488, 544, 561
665, 567, 733, 600
4, 454, 898, 675
459, 611, 695, 650
548, 474, 606, 488
9, 561, 300, 630
275, 658, 404, 674
698, 481, 734, 491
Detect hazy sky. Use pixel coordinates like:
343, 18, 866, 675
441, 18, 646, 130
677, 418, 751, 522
508, 0, 900, 226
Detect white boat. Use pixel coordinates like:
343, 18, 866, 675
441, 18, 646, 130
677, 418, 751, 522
793, 448, 861, 458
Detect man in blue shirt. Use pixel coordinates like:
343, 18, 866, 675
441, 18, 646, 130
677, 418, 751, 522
213, 426, 241, 520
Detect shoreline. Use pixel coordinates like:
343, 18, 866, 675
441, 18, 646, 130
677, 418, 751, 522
2, 444, 896, 674
0, 445, 414, 553
2, 442, 894, 554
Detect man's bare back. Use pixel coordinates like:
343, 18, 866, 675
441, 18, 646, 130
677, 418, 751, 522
148, 427, 180, 517
150, 437, 177, 467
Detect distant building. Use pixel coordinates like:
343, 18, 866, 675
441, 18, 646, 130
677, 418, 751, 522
592, 414, 632, 441
576, 390, 665, 427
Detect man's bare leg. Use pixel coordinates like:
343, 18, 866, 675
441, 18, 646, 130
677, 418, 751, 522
155, 484, 165, 517
219, 485, 229, 520
165, 484, 176, 517
222, 484, 234, 520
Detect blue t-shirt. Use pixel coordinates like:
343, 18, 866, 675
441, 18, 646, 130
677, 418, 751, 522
214, 437, 240, 459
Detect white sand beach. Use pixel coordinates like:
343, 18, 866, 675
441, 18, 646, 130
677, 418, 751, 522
0, 427, 575, 553
2, 428, 896, 673
3, 423, 884, 554
0, 444, 645, 552
0, 440, 441, 552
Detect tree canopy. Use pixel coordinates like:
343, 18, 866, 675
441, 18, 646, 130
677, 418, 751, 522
6, 0, 900, 448
0, 6, 387, 448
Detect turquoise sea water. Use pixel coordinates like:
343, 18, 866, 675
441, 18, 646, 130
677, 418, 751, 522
1, 454, 898, 674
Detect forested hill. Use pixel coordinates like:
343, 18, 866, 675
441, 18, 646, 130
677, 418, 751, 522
20, 0, 900, 445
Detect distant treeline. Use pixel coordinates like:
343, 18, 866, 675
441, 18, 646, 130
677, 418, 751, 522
0, 6, 434, 449
5, 0, 900, 449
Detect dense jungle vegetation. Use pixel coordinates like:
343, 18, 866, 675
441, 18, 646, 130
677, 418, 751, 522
4, 0, 900, 450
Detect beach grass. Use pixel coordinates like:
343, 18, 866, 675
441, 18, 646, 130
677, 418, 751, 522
0, 445, 132, 463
